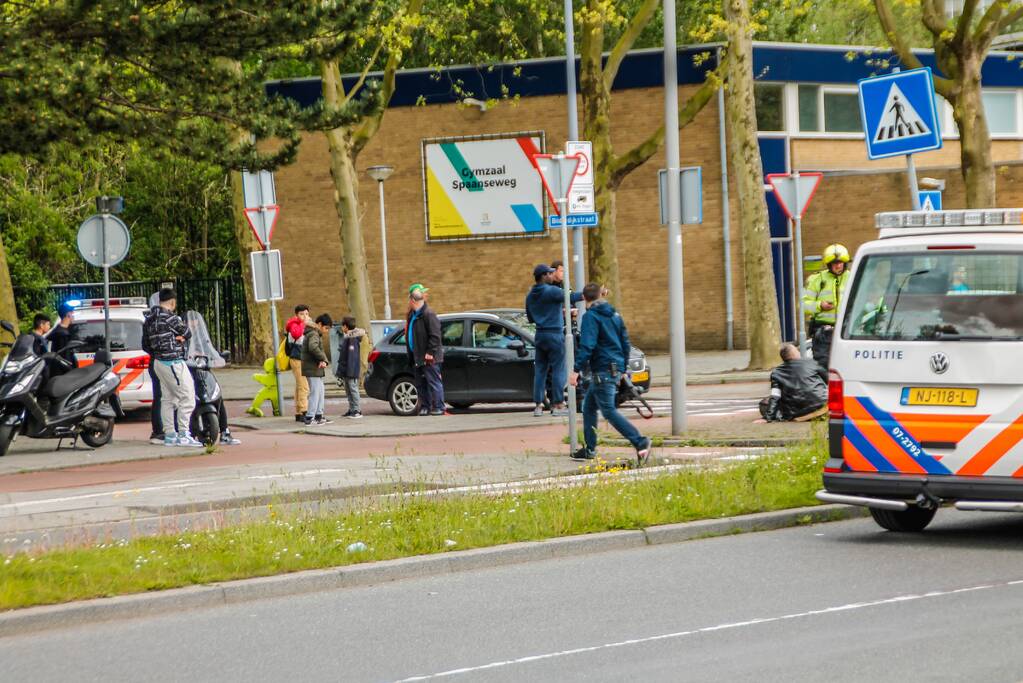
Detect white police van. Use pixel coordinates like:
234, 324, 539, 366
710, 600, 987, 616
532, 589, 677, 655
817, 208, 1023, 531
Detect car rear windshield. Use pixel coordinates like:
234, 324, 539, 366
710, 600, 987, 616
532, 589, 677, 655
842, 251, 1023, 341
70, 321, 143, 351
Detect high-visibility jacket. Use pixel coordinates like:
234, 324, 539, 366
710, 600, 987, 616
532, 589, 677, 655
802, 269, 850, 325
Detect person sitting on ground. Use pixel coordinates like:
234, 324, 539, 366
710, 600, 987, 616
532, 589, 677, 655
757, 343, 828, 423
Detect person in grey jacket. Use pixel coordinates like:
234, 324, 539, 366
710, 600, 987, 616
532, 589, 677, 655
141, 289, 200, 447
301, 313, 333, 426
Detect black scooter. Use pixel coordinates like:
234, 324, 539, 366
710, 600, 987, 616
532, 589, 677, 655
187, 354, 224, 447
0, 320, 121, 456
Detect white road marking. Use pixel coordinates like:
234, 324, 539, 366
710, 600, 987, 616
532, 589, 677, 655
395, 580, 1021, 681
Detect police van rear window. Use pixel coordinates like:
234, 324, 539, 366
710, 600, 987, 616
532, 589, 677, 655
842, 252, 1023, 341
70, 321, 144, 351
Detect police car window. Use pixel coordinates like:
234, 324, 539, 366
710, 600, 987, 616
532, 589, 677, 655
441, 321, 465, 347
70, 321, 143, 351
843, 252, 1023, 341
472, 322, 521, 349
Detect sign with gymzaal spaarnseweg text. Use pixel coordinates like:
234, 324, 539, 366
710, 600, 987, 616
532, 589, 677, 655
858, 67, 942, 160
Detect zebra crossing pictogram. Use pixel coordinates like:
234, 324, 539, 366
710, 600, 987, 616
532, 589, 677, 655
872, 84, 931, 142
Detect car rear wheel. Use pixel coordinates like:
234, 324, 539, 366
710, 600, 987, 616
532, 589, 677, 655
869, 506, 936, 532
388, 377, 419, 416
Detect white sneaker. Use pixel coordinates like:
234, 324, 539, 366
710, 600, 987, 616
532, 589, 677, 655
176, 434, 203, 447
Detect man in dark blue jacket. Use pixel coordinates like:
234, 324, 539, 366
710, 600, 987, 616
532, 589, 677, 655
570, 283, 652, 464
525, 264, 583, 417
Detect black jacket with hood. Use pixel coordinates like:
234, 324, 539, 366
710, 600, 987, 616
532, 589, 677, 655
762, 359, 827, 422
405, 303, 443, 367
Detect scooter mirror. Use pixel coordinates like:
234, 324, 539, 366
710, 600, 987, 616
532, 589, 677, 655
0, 320, 14, 334
220, 350, 232, 364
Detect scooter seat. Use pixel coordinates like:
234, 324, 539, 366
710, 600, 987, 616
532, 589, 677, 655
41, 363, 109, 398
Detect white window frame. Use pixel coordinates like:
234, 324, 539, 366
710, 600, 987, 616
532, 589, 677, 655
940, 88, 1021, 139
787, 83, 863, 140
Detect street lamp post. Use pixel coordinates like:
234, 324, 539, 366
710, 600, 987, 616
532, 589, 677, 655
367, 165, 395, 319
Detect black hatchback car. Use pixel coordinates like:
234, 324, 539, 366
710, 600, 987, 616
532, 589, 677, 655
365, 310, 650, 415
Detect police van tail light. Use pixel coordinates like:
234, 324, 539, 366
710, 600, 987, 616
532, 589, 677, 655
125, 355, 149, 370
828, 369, 844, 420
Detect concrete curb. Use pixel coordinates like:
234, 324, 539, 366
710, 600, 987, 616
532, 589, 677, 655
0, 505, 867, 638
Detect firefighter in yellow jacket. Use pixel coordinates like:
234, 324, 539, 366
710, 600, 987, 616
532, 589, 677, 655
802, 243, 851, 369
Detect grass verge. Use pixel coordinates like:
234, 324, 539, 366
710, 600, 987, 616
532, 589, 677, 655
0, 431, 826, 611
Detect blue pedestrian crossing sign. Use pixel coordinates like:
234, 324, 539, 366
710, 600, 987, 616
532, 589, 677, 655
858, 67, 942, 160
919, 190, 942, 212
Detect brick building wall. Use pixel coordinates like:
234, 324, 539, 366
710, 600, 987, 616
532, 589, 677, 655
270, 80, 1022, 352
272, 84, 744, 351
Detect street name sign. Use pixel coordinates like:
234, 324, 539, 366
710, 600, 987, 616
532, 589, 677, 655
858, 67, 942, 160
549, 213, 599, 228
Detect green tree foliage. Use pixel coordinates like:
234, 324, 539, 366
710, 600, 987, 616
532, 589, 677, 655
1, 145, 236, 319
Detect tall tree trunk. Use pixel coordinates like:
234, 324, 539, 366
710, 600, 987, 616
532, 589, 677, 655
0, 231, 16, 329
724, 0, 782, 370
229, 171, 276, 363
580, 6, 621, 303
952, 60, 995, 208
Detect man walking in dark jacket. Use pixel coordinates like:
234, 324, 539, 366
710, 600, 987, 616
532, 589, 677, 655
525, 264, 583, 417
758, 344, 828, 422
570, 284, 651, 464
406, 283, 445, 416
142, 289, 199, 447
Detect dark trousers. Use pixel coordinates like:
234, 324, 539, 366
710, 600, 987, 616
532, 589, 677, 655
809, 322, 834, 370
415, 363, 445, 412
148, 365, 163, 436
582, 371, 643, 451
533, 331, 565, 405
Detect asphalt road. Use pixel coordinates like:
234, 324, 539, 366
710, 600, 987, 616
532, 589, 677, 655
5, 512, 1023, 682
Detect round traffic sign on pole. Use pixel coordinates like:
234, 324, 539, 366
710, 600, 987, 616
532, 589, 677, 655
76, 214, 130, 267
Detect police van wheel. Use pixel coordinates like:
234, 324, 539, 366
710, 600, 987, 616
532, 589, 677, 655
869, 505, 936, 532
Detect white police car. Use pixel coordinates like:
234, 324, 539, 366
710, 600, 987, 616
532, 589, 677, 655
818, 208, 1023, 531
65, 298, 154, 411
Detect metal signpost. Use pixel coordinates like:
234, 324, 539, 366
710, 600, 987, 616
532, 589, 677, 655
533, 152, 583, 455
662, 0, 688, 435
242, 170, 284, 416
76, 197, 130, 356
858, 67, 942, 210
562, 0, 586, 305
766, 172, 823, 357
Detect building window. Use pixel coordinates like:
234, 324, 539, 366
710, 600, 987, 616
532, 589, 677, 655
982, 90, 1017, 135
755, 83, 785, 132
823, 91, 862, 133
798, 85, 819, 132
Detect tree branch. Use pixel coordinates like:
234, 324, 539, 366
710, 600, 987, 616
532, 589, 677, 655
920, 0, 950, 37
608, 75, 719, 185
873, 0, 954, 96
352, 0, 424, 157
603, 0, 659, 90
341, 39, 385, 108
953, 0, 980, 46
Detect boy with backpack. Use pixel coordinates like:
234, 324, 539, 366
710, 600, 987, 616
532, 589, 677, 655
338, 316, 366, 419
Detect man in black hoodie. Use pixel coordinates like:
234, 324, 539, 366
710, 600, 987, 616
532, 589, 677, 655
570, 284, 651, 465
405, 284, 445, 416
758, 344, 827, 422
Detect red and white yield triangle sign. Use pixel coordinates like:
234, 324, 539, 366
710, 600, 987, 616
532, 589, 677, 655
532, 153, 582, 215
766, 172, 823, 220
244, 205, 280, 249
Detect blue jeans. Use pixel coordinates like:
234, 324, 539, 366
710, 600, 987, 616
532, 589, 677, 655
583, 371, 643, 452
533, 331, 565, 405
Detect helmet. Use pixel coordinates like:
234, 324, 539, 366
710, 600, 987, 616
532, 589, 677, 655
822, 243, 851, 265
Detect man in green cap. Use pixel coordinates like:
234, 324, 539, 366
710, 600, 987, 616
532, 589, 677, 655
405, 283, 445, 415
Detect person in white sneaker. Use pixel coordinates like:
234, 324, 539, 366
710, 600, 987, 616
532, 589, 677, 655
142, 289, 200, 447
301, 313, 333, 426
338, 316, 365, 419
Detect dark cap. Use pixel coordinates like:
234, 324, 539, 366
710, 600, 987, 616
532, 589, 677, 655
533, 264, 555, 280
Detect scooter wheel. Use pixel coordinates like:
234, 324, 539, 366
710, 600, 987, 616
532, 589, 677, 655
0, 423, 13, 457
80, 419, 114, 448
200, 413, 220, 448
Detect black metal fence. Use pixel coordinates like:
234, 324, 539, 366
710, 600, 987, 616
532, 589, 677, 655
15, 276, 251, 360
